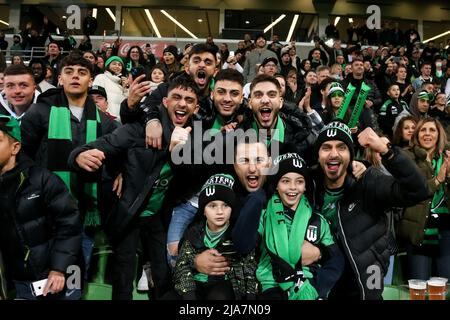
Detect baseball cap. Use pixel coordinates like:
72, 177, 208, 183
89, 85, 108, 100
0, 115, 21, 142
261, 57, 278, 67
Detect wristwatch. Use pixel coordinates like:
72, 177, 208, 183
381, 143, 394, 160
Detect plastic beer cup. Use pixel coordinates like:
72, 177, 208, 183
408, 279, 426, 300
427, 278, 447, 300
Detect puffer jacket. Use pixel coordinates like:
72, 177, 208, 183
174, 220, 257, 300
397, 146, 450, 246
311, 146, 428, 299
68, 104, 178, 239
0, 155, 82, 283
93, 71, 128, 120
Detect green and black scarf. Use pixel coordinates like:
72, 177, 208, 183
258, 193, 318, 299
47, 97, 102, 227
424, 154, 449, 245
251, 115, 285, 147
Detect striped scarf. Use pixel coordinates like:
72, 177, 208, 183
47, 100, 102, 227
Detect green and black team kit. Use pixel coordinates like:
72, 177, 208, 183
321, 187, 345, 234
257, 193, 343, 300
140, 162, 173, 217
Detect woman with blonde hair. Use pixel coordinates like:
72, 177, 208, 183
398, 117, 450, 280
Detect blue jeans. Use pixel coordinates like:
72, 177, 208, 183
384, 255, 395, 285
81, 231, 95, 280
166, 202, 197, 268
406, 229, 450, 280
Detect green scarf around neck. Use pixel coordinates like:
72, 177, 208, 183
263, 193, 311, 294
48, 103, 101, 227
251, 114, 285, 146
431, 154, 448, 215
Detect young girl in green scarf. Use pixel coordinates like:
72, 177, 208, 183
257, 152, 344, 300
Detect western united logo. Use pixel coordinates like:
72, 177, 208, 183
306, 225, 318, 242
205, 186, 215, 197
326, 128, 337, 137
293, 159, 303, 168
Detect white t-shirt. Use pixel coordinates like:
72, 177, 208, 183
69, 105, 84, 121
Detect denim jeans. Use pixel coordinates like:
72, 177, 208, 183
81, 231, 95, 280
384, 255, 395, 285
166, 202, 197, 268
406, 229, 450, 280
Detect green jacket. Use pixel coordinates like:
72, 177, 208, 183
397, 146, 450, 246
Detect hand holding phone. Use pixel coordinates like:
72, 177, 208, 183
31, 279, 48, 297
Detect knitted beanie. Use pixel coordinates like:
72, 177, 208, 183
270, 152, 308, 186
198, 174, 236, 214
163, 45, 179, 60
105, 56, 124, 69
314, 120, 354, 162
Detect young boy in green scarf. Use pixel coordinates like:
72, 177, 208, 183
257, 152, 344, 300
173, 174, 257, 300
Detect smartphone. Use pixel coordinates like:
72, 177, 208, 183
221, 251, 237, 255
31, 279, 48, 297
130, 66, 146, 81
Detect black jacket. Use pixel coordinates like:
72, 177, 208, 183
0, 155, 82, 283
21, 88, 119, 169
68, 105, 177, 238
311, 147, 428, 299
20, 88, 119, 221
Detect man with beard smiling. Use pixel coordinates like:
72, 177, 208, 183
239, 74, 316, 162
29, 58, 55, 93
68, 77, 200, 300
311, 120, 428, 299
0, 65, 40, 120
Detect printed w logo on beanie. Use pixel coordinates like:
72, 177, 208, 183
293, 159, 303, 168
205, 186, 215, 197
326, 128, 337, 138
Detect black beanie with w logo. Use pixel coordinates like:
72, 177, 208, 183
315, 120, 355, 162
198, 174, 236, 214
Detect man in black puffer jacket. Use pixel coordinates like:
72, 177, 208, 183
0, 115, 82, 300
312, 121, 428, 299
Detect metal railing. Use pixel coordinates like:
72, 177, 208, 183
1, 47, 71, 65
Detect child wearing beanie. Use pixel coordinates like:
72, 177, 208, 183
256, 153, 344, 300
173, 174, 257, 300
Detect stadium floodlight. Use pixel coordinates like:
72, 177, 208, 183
0, 19, 9, 26
348, 18, 353, 23
145, 9, 162, 38
92, 8, 97, 19
334, 17, 340, 26
423, 30, 450, 43
106, 8, 116, 23
160, 10, 198, 39
264, 14, 286, 33
286, 14, 299, 42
